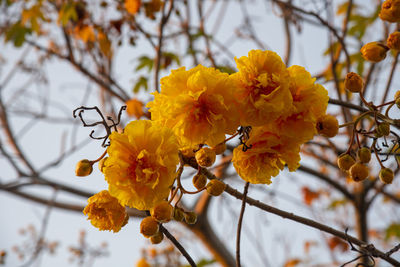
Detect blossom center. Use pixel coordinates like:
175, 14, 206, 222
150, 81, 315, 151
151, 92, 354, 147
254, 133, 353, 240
127, 149, 160, 188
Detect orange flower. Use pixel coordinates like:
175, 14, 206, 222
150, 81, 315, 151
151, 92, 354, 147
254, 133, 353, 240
83, 190, 128, 232
147, 65, 239, 147
104, 120, 179, 210
125, 0, 141, 15
125, 98, 144, 119
230, 50, 292, 126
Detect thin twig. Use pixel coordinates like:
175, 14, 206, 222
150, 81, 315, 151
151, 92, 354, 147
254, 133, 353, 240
236, 182, 249, 267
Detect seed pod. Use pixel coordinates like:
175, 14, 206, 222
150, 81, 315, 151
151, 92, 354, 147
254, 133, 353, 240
349, 163, 369, 182
206, 179, 226, 196
316, 115, 339, 138
337, 154, 356, 171
360, 42, 389, 63
140, 216, 159, 238
375, 122, 390, 137
195, 147, 216, 167
357, 147, 371, 164
184, 211, 197, 225
379, 168, 394, 184
344, 72, 363, 93
150, 231, 164, 245
75, 159, 93, 177
192, 173, 207, 190
173, 207, 184, 222
151, 201, 173, 223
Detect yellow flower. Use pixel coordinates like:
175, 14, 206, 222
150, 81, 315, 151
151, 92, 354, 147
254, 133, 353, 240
83, 190, 128, 233
104, 120, 179, 210
230, 50, 292, 126
265, 65, 328, 144
125, 98, 144, 119
147, 65, 239, 147
232, 127, 301, 184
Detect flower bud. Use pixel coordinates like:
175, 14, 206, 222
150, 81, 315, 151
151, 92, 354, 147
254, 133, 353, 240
125, 98, 144, 119
184, 211, 197, 224
379, 0, 400, 22
192, 173, 207, 190
396, 98, 400, 109
316, 114, 339, 138
206, 179, 226, 196
140, 216, 159, 238
195, 147, 216, 167
379, 168, 394, 184
349, 163, 369, 182
344, 72, 363, 93
360, 42, 389, 63
151, 201, 173, 223
75, 159, 93, 177
150, 231, 164, 245
357, 147, 371, 164
212, 143, 227, 155
136, 258, 151, 267
375, 122, 390, 137
173, 207, 184, 222
387, 32, 400, 50
337, 154, 356, 171
395, 90, 400, 100
98, 157, 108, 173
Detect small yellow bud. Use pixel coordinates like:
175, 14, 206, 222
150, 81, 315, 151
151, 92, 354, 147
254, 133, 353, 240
375, 122, 390, 137
183, 211, 197, 225
349, 163, 369, 182
140, 216, 159, 238
75, 159, 93, 177
192, 173, 207, 190
357, 147, 371, 164
125, 98, 144, 119
173, 207, 184, 222
212, 143, 227, 155
344, 72, 363, 93
195, 147, 216, 167
206, 179, 226, 196
379, 0, 400, 22
360, 42, 389, 63
337, 154, 356, 171
98, 157, 108, 173
396, 98, 400, 109
316, 114, 339, 138
150, 230, 164, 244
136, 258, 151, 267
151, 201, 173, 223
379, 168, 394, 184
395, 90, 400, 100
387, 32, 400, 50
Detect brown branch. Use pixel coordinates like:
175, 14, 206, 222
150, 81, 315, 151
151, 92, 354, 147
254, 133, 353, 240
236, 182, 249, 267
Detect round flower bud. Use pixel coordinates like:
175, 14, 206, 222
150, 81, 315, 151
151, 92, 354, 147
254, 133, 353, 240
151, 201, 173, 223
337, 154, 356, 171
183, 211, 197, 225
173, 207, 184, 222
206, 179, 226, 196
140, 216, 159, 238
136, 258, 151, 267
125, 98, 144, 119
387, 32, 400, 50
379, 0, 400, 23
212, 143, 227, 155
357, 147, 371, 164
344, 72, 363, 93
195, 147, 216, 167
75, 159, 93, 177
396, 98, 400, 109
394, 90, 400, 100
150, 231, 164, 245
349, 163, 369, 182
316, 114, 339, 138
375, 122, 390, 137
98, 157, 108, 173
192, 173, 207, 190
360, 42, 389, 63
379, 168, 394, 184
